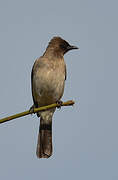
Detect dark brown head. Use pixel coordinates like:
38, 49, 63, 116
44, 36, 78, 57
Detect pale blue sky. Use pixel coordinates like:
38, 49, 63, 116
0, 0, 118, 179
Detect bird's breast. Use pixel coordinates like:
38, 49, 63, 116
34, 60, 66, 106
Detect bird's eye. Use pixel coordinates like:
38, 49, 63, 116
60, 43, 68, 50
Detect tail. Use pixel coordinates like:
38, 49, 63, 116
36, 117, 52, 158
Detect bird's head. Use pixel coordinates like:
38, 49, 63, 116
45, 36, 78, 57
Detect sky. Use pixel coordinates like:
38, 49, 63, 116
0, 0, 118, 179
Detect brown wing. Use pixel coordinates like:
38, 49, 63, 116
65, 64, 67, 80
31, 64, 38, 107
31, 58, 42, 108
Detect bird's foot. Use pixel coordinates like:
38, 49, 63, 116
29, 105, 35, 114
56, 100, 63, 109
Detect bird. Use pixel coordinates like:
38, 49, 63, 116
31, 36, 78, 158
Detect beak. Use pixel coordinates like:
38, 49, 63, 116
67, 45, 79, 51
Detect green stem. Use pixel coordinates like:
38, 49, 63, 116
0, 100, 75, 124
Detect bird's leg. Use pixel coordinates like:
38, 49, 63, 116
56, 100, 63, 109
29, 104, 35, 114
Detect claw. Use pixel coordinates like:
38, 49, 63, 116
56, 100, 63, 109
29, 105, 35, 114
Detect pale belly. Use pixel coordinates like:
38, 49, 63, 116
34, 68, 65, 107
